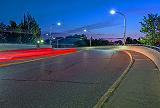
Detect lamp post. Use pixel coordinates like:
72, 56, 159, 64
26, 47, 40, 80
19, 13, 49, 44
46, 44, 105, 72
110, 10, 126, 45
56, 38, 64, 48
36, 40, 40, 48
83, 29, 92, 47
36, 39, 44, 48
49, 22, 62, 46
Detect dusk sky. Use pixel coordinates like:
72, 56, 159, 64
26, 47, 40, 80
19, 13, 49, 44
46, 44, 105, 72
0, 0, 160, 39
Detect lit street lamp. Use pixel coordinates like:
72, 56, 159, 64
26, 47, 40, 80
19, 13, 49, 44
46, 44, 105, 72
83, 29, 92, 47
110, 10, 126, 45
57, 22, 61, 26
36, 39, 44, 48
37, 40, 40, 44
83, 29, 87, 32
40, 39, 44, 43
49, 22, 62, 46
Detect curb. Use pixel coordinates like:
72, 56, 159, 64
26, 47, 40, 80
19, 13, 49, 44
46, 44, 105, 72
93, 51, 134, 108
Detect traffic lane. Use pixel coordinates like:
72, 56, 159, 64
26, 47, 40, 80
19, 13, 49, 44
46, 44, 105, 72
0, 50, 126, 83
0, 49, 130, 108
0, 49, 116, 80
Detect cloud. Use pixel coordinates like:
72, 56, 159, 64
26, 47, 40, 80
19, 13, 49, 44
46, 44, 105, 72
65, 18, 121, 33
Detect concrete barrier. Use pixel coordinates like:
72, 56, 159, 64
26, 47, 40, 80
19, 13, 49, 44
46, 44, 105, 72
78, 46, 160, 71
117, 46, 160, 71
0, 43, 51, 51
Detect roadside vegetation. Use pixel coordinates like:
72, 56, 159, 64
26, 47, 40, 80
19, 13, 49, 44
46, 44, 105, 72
0, 13, 159, 47
140, 14, 160, 46
0, 12, 41, 44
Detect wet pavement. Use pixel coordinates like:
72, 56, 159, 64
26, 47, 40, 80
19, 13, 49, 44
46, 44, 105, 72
0, 49, 130, 108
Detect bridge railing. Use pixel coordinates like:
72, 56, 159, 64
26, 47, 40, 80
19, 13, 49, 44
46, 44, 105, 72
127, 44, 160, 52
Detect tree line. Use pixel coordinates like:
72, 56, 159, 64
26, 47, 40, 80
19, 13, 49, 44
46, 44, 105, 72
0, 12, 41, 44
0, 13, 159, 46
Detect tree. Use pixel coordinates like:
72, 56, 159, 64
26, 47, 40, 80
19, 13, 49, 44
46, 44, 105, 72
126, 37, 133, 44
0, 12, 41, 44
0, 22, 7, 42
91, 39, 109, 46
26, 13, 41, 43
0, 22, 6, 34
9, 20, 17, 30
18, 12, 41, 43
140, 14, 160, 46
0, 22, 6, 31
114, 40, 123, 45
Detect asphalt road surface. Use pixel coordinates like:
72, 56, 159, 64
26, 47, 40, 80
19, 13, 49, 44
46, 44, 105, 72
0, 48, 130, 108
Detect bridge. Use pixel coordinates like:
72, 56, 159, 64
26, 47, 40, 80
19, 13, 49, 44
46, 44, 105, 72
0, 44, 160, 108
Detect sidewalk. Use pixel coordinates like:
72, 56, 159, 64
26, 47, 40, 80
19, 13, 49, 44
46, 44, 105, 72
103, 51, 160, 108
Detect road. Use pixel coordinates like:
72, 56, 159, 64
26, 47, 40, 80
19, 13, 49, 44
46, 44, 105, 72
103, 51, 160, 108
0, 48, 130, 108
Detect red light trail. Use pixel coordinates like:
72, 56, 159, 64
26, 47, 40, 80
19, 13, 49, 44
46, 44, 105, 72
0, 48, 77, 63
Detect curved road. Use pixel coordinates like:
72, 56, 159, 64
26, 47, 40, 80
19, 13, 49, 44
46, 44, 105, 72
0, 48, 130, 108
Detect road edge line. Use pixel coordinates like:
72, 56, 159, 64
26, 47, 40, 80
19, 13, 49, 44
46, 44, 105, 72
93, 50, 134, 108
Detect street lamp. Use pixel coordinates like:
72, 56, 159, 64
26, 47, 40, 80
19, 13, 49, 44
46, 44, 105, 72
110, 10, 126, 45
40, 39, 44, 43
37, 40, 40, 44
83, 29, 87, 32
49, 22, 62, 46
56, 38, 64, 48
57, 22, 61, 26
110, 10, 116, 15
36, 40, 40, 48
83, 29, 92, 47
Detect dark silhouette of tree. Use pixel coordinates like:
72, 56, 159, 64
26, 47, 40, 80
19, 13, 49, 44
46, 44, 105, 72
19, 12, 41, 43
9, 20, 17, 30
126, 37, 133, 44
114, 40, 123, 45
0, 12, 41, 44
91, 39, 109, 46
132, 39, 139, 44
0, 23, 7, 42
125, 37, 140, 44
0, 22, 6, 32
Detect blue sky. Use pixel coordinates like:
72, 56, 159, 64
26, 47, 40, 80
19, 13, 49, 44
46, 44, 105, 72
0, 0, 160, 38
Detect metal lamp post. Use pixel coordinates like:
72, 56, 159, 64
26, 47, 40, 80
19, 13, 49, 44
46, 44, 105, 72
83, 29, 92, 47
110, 10, 126, 45
49, 22, 62, 46
56, 38, 64, 48
57, 39, 59, 48
36, 39, 44, 48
